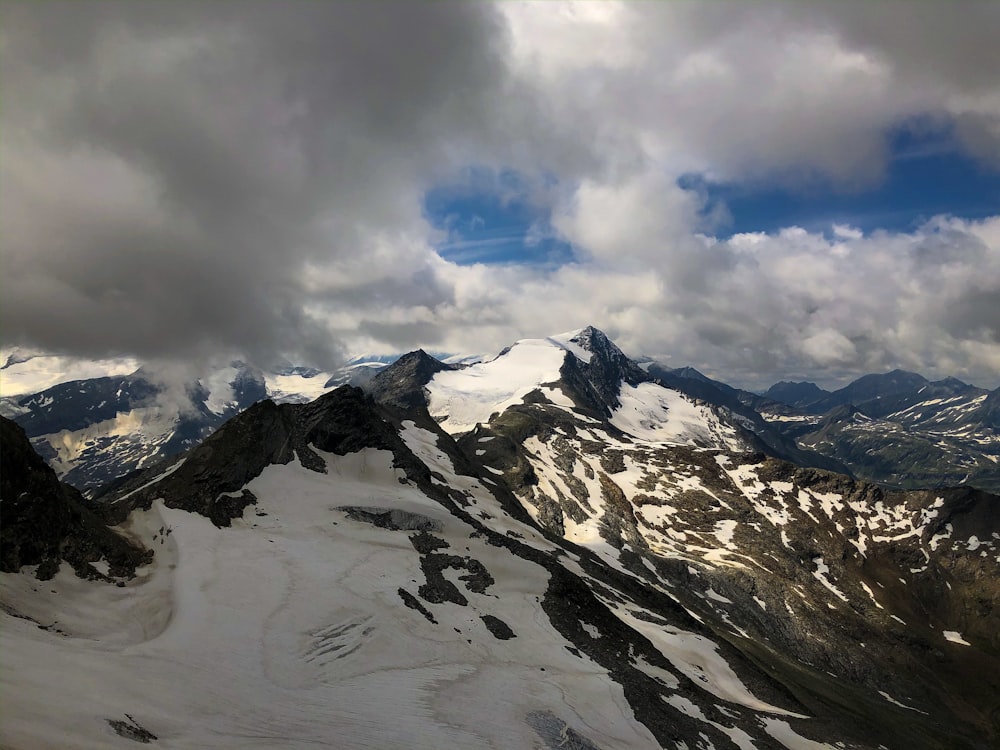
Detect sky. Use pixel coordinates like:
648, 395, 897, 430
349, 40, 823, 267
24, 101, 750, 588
2, 1, 1000, 391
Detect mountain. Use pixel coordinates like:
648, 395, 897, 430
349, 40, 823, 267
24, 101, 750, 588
0, 357, 396, 492
366, 349, 456, 409
0, 347, 141, 397
758, 371, 1000, 493
767, 370, 984, 419
764, 381, 830, 409
2, 327, 999, 748
0, 362, 268, 491
323, 355, 398, 389
645, 364, 849, 475
810, 370, 931, 414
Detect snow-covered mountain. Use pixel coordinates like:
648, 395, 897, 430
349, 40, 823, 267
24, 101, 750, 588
4, 326, 995, 749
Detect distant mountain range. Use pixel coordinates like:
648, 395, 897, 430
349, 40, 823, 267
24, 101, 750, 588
0, 355, 390, 490
754, 370, 1000, 493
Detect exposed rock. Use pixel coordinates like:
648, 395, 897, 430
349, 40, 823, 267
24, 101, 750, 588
526, 710, 600, 750
396, 588, 437, 625
0, 416, 150, 579
106, 386, 413, 527
107, 715, 157, 743
365, 349, 455, 409
398, 588, 436, 623
340, 507, 442, 532
480, 614, 516, 640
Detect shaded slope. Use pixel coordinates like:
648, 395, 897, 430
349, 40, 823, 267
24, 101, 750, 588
0, 416, 150, 579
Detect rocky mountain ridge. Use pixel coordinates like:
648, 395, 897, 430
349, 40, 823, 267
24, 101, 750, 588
6, 331, 997, 497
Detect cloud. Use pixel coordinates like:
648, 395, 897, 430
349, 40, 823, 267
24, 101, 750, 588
832, 224, 863, 241
1, 2, 512, 367
2, 2, 999, 389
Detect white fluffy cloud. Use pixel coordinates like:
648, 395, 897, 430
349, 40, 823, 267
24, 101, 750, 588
2, 2, 999, 388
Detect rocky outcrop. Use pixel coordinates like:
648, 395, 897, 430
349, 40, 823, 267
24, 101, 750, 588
365, 349, 456, 409
557, 327, 648, 416
106, 386, 430, 527
0, 416, 150, 579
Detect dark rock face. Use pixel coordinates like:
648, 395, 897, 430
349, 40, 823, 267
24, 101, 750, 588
397, 588, 436, 623
981, 388, 1000, 430
365, 349, 456, 409
0, 416, 150, 579
557, 327, 648, 416
526, 711, 600, 750
106, 386, 425, 527
107, 715, 157, 743
339, 507, 443, 532
105, 398, 297, 526
480, 614, 516, 640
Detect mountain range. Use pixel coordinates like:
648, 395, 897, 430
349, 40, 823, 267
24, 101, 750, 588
2, 326, 997, 749
755, 372, 1000, 493
0, 355, 393, 491
8, 338, 999, 497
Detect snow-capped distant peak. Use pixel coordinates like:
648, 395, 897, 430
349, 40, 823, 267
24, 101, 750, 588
427, 337, 576, 434
0, 350, 141, 398
425, 327, 645, 434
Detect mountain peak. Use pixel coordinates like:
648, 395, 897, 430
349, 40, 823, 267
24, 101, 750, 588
366, 349, 455, 410
667, 366, 712, 383
561, 324, 611, 349
553, 327, 649, 416
546, 325, 623, 365
764, 380, 829, 408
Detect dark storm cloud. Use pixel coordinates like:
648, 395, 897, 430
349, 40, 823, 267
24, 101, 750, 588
1, 1, 509, 366
945, 290, 1000, 343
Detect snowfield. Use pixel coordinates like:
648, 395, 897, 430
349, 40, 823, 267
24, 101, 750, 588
427, 337, 574, 433
611, 381, 744, 449
0, 449, 660, 750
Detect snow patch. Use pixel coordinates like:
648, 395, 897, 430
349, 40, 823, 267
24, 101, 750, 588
611, 382, 742, 449
943, 630, 970, 645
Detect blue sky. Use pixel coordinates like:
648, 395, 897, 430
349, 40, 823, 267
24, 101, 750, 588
424, 168, 575, 267
426, 129, 1000, 266
689, 127, 1000, 238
